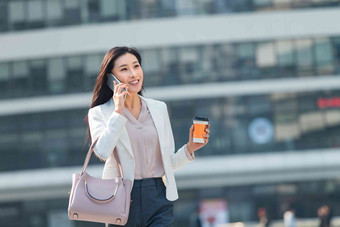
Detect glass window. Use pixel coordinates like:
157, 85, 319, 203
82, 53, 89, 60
213, 0, 235, 13
45, 112, 68, 129
201, 45, 217, 81
67, 56, 82, 70
324, 109, 340, 128
85, 54, 101, 76
298, 92, 319, 113
334, 38, 340, 73
216, 44, 237, 80
195, 0, 214, 15
175, 0, 195, 16
142, 49, 161, 72
237, 43, 257, 79
160, 0, 176, 17
161, 48, 177, 66
296, 39, 314, 76
277, 40, 295, 77
273, 95, 300, 143
12, 61, 29, 96
253, 0, 272, 10
160, 48, 179, 85
0, 116, 18, 138
43, 130, 68, 167
8, 1, 25, 30
231, 118, 249, 153
291, 0, 311, 7
141, 49, 162, 87
100, 0, 118, 18
125, 0, 141, 20
66, 56, 84, 92
140, 0, 160, 18
64, 0, 81, 24
64, 0, 78, 8
21, 114, 43, 132
256, 42, 276, 68
178, 47, 201, 83
27, 1, 44, 22
48, 58, 65, 80
299, 111, 325, 134
239, 43, 254, 59
8, 1, 25, 22
48, 58, 66, 93
277, 40, 294, 67
273, 0, 291, 9
256, 42, 277, 78
46, 0, 63, 25
0, 62, 10, 81
0, 2, 8, 31
314, 38, 334, 74
116, 0, 127, 20
0, 62, 10, 98
247, 95, 271, 115
234, 0, 253, 12
0, 115, 19, 159
85, 54, 102, 89
223, 97, 247, 118
13, 61, 29, 77
88, 0, 101, 22
210, 99, 223, 120
30, 59, 47, 95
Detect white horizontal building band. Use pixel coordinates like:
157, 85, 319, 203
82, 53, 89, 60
1, 8, 340, 62
0, 147, 340, 202
0, 75, 340, 116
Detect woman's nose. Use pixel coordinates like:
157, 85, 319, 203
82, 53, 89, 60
129, 69, 137, 78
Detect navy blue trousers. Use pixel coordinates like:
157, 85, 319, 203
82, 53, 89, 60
108, 178, 174, 227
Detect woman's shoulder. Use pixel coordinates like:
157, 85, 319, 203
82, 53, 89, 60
89, 98, 113, 114
141, 96, 167, 108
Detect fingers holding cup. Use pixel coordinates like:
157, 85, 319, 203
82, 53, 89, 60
204, 126, 210, 143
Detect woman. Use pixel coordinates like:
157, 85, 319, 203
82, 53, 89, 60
87, 46, 210, 227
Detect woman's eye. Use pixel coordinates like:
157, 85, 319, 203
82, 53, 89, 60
134, 65, 140, 68
121, 68, 127, 71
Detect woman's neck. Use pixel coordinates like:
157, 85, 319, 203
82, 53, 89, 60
124, 93, 141, 110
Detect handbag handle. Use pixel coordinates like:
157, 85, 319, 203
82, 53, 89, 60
81, 138, 124, 178
84, 177, 120, 204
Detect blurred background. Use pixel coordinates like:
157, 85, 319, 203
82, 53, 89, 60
1, 0, 340, 226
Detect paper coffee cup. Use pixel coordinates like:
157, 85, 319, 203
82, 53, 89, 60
193, 116, 209, 143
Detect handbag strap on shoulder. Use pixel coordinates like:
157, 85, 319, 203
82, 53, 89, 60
81, 138, 99, 176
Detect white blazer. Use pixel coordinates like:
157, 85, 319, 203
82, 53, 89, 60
87, 96, 193, 201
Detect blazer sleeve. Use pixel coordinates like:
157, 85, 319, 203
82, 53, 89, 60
162, 102, 194, 171
88, 107, 127, 161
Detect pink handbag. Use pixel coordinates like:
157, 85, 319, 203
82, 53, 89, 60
68, 139, 132, 225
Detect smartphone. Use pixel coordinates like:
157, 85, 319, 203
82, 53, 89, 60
107, 73, 127, 98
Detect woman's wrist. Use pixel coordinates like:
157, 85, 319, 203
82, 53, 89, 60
186, 144, 195, 155
115, 109, 123, 115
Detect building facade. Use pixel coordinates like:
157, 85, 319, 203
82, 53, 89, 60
1, 0, 340, 226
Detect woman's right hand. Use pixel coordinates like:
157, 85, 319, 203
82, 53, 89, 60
113, 81, 129, 114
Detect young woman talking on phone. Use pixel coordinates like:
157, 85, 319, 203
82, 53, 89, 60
87, 46, 210, 227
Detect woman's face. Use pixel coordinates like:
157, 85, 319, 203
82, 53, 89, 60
111, 53, 143, 94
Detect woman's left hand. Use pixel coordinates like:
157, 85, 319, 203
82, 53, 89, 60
186, 124, 210, 155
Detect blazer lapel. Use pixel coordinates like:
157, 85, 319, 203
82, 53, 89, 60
141, 97, 166, 155
101, 98, 134, 158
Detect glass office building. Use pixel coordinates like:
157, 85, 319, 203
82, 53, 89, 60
1, 0, 340, 226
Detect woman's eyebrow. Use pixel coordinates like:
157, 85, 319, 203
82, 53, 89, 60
118, 61, 138, 68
